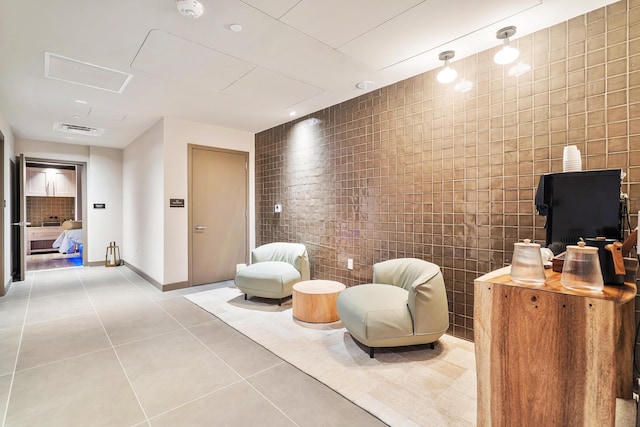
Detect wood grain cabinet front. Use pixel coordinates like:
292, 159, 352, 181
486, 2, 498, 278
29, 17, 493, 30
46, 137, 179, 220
474, 267, 635, 427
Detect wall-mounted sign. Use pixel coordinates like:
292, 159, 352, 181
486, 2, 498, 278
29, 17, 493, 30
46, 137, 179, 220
93, 203, 106, 209
170, 198, 185, 208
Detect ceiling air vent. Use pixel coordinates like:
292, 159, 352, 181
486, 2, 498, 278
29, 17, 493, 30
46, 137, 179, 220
53, 122, 105, 136
45, 52, 133, 94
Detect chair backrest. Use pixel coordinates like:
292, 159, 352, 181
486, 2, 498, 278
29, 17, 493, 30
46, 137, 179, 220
372, 258, 449, 336
251, 242, 310, 281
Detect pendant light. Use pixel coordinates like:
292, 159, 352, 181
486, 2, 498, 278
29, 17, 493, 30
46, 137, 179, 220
494, 26, 519, 65
436, 50, 457, 84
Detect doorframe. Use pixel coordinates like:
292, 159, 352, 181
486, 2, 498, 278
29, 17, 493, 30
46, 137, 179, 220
21, 157, 88, 269
187, 144, 249, 286
0, 131, 4, 295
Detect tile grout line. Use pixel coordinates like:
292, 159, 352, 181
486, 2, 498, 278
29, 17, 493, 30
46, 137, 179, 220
73, 267, 152, 425
112, 269, 257, 422
9, 345, 122, 375
2, 271, 35, 427
112, 268, 301, 426
113, 269, 248, 373
176, 299, 303, 426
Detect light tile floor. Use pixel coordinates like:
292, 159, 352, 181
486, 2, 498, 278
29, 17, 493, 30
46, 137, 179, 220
0, 266, 386, 427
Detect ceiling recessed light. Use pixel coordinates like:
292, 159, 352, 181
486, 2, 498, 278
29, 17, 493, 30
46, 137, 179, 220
229, 24, 243, 32
356, 81, 374, 90
75, 100, 87, 104
289, 111, 296, 117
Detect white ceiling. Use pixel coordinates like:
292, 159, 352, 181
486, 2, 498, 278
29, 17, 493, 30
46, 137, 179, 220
0, 0, 617, 149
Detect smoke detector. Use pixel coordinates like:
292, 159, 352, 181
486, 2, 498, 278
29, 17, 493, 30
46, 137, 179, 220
176, 0, 204, 19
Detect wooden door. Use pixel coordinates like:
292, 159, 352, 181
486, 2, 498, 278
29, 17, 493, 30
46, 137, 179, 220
189, 146, 248, 286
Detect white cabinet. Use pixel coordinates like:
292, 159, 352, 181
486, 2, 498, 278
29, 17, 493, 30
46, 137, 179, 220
25, 168, 48, 196
26, 167, 76, 197
52, 170, 76, 197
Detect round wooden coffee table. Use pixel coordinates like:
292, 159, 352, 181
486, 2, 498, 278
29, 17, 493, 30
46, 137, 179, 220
292, 280, 346, 323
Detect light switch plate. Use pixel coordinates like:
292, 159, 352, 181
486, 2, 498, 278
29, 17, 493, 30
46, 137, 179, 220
274, 204, 282, 213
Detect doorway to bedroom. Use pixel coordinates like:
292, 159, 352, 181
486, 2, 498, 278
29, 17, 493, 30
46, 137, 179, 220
24, 160, 85, 272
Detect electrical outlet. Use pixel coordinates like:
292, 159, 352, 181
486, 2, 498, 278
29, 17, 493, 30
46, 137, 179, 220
274, 204, 282, 213
347, 258, 353, 270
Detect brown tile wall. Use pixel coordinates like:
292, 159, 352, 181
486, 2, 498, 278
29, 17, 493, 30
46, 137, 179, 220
27, 196, 75, 227
255, 0, 640, 341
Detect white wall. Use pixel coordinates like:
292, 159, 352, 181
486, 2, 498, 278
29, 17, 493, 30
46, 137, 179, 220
163, 117, 255, 285
122, 119, 165, 284
0, 111, 15, 289
87, 146, 123, 264
16, 139, 90, 162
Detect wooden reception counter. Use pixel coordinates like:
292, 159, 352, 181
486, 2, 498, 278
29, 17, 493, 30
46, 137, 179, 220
474, 267, 636, 427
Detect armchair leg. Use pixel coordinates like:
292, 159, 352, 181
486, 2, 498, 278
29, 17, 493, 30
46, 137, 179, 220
369, 347, 374, 358
278, 298, 282, 306
429, 342, 435, 349
244, 294, 247, 300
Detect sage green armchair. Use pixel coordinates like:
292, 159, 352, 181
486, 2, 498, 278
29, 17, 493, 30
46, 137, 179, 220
336, 258, 449, 357
234, 242, 310, 305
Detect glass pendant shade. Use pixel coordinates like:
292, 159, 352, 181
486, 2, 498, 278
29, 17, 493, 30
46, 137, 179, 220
494, 43, 519, 65
437, 62, 457, 83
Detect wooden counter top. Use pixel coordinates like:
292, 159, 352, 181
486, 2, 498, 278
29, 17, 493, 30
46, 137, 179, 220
477, 266, 636, 304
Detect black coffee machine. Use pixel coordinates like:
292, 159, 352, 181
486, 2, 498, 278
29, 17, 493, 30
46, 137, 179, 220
535, 169, 633, 285
535, 169, 623, 254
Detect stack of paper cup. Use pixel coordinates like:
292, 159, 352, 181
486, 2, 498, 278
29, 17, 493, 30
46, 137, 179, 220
563, 145, 582, 172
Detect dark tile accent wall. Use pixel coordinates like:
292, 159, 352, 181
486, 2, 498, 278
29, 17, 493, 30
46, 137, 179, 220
27, 196, 75, 227
255, 0, 640, 341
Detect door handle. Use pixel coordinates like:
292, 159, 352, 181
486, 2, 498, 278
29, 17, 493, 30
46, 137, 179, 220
194, 225, 207, 231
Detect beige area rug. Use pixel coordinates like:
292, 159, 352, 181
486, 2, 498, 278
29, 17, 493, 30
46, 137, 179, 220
185, 283, 477, 426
